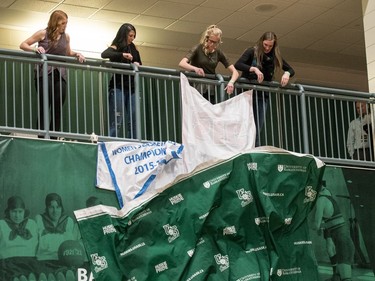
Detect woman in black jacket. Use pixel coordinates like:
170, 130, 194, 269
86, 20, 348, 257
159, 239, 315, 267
101, 23, 142, 138
235, 31, 294, 146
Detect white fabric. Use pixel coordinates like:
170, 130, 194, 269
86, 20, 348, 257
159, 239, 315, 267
180, 73, 255, 169
96, 73, 256, 213
96, 141, 183, 208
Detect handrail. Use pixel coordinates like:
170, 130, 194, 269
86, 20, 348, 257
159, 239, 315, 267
1, 48, 375, 167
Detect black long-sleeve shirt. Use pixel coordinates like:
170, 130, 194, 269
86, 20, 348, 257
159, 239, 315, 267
234, 47, 294, 82
101, 43, 142, 89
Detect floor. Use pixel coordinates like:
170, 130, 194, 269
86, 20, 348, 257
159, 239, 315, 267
318, 263, 375, 281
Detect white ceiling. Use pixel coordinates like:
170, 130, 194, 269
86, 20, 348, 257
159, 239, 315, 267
0, 0, 368, 75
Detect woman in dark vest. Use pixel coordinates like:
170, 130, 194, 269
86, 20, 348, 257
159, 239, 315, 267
20, 10, 85, 136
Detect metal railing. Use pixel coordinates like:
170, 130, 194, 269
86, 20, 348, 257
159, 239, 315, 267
1, 48, 375, 167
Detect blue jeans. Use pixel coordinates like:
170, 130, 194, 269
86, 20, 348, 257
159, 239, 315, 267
108, 87, 136, 138
253, 91, 269, 147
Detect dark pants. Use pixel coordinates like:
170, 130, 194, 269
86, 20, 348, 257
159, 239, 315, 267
253, 91, 269, 147
35, 69, 66, 132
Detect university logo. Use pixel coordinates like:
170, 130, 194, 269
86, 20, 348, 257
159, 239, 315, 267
236, 188, 253, 207
276, 267, 302, 276
187, 249, 195, 257
284, 217, 292, 225
203, 173, 231, 189
304, 186, 317, 203
203, 181, 211, 189
163, 224, 180, 242
91, 253, 108, 273
255, 217, 269, 225
214, 253, 229, 272
278, 165, 284, 172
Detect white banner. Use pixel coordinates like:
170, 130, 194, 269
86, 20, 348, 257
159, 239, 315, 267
96, 73, 256, 213
96, 141, 183, 208
180, 73, 255, 170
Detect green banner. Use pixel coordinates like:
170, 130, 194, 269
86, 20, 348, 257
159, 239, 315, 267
76, 150, 325, 281
3, 136, 372, 281
0, 136, 119, 281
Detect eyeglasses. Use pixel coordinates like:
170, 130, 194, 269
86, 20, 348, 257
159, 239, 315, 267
206, 38, 220, 46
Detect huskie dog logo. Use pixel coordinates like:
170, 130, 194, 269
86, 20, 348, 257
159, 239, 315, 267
163, 224, 180, 242
304, 186, 317, 203
91, 253, 108, 273
277, 269, 283, 276
214, 253, 229, 272
203, 181, 211, 189
277, 165, 284, 172
236, 188, 253, 207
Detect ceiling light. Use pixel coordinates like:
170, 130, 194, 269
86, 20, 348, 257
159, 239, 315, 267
255, 4, 277, 12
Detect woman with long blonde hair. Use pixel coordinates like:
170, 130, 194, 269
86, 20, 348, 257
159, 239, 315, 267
179, 25, 238, 102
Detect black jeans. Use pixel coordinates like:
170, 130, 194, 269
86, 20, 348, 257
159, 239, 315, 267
35, 69, 66, 132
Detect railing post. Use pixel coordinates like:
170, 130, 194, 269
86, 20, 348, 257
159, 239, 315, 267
370, 96, 375, 161
132, 63, 141, 140
216, 74, 225, 102
98, 70, 104, 136
296, 84, 309, 154
41, 54, 50, 139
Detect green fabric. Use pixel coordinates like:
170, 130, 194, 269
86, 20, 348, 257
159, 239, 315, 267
0, 136, 119, 281
76, 151, 325, 281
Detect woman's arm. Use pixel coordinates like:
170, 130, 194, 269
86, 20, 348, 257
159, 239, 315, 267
19, 29, 45, 53
65, 34, 85, 63
178, 57, 205, 76
234, 48, 253, 72
235, 48, 264, 83
280, 60, 294, 87
102, 45, 133, 62
224, 64, 239, 95
132, 45, 142, 65
311, 198, 324, 232
282, 59, 295, 77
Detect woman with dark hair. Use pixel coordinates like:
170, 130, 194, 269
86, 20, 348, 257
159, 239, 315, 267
0, 196, 38, 280
101, 23, 142, 138
235, 31, 295, 146
19, 10, 85, 135
35, 193, 76, 267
